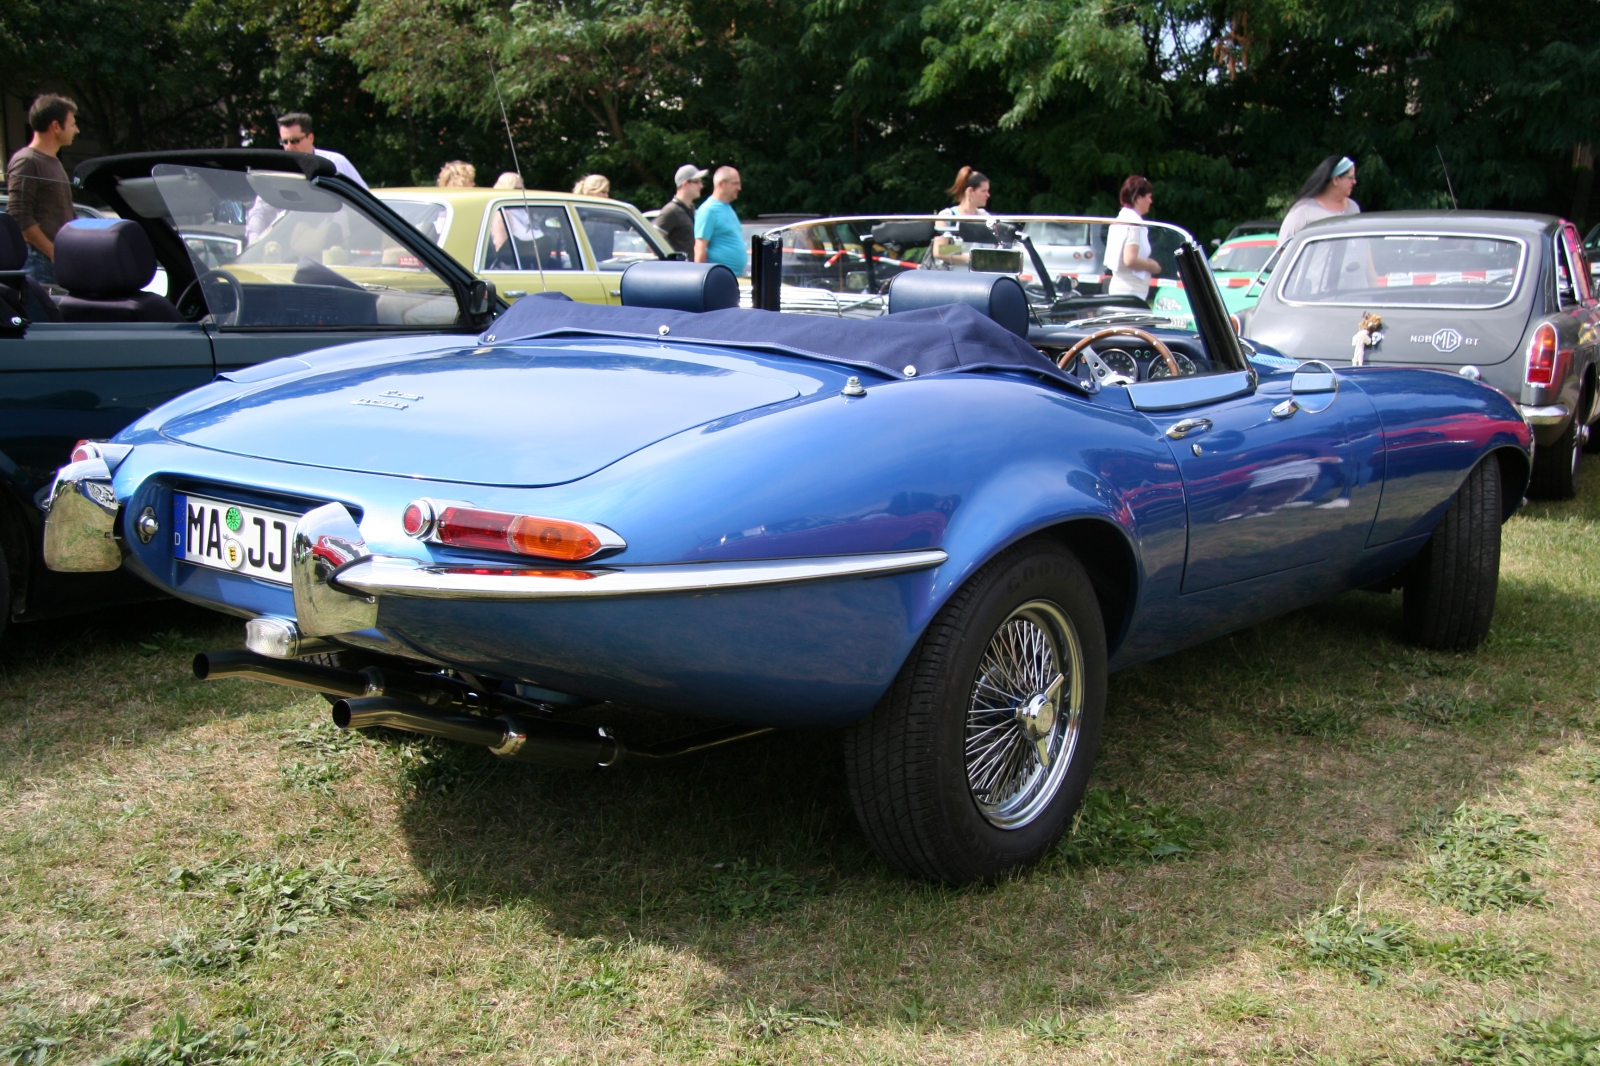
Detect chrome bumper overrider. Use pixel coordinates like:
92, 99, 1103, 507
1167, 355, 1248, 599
1519, 403, 1569, 426
41, 456, 122, 572
330, 549, 950, 602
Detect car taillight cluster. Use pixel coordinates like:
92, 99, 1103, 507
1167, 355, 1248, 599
1525, 323, 1562, 387
402, 499, 621, 561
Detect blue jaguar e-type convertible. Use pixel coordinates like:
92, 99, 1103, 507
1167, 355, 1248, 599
42, 212, 1531, 882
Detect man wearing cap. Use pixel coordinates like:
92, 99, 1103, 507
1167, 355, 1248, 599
654, 165, 706, 257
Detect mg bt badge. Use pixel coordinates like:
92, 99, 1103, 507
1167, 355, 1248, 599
1410, 328, 1478, 354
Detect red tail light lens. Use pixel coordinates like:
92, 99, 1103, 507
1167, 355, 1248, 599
1526, 324, 1558, 386
70, 440, 100, 463
432, 505, 619, 561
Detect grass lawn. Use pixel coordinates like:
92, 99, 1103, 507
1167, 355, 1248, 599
2, 458, 1598, 1065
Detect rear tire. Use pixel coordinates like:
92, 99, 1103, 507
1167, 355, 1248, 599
1402, 457, 1501, 650
843, 540, 1107, 883
1529, 414, 1580, 499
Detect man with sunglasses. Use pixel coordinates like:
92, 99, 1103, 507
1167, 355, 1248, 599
247, 112, 367, 243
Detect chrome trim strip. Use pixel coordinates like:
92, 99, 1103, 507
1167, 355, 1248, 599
332, 549, 949, 601
1520, 403, 1570, 425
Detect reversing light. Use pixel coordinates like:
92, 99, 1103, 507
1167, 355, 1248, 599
1525, 324, 1559, 386
407, 499, 623, 561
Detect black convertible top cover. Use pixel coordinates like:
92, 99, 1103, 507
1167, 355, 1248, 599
481, 294, 1088, 391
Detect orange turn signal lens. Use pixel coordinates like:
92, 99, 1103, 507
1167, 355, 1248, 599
432, 505, 619, 561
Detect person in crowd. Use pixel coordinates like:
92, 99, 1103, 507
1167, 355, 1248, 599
436, 160, 475, 188
5, 94, 79, 284
493, 172, 524, 190
693, 166, 745, 274
655, 164, 706, 256
1104, 175, 1161, 301
1278, 156, 1359, 242
931, 166, 992, 268
247, 112, 367, 243
572, 174, 611, 198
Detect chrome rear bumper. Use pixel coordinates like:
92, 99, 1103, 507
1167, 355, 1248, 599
1519, 403, 1569, 426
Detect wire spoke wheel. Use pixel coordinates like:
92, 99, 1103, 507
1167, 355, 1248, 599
964, 599, 1084, 829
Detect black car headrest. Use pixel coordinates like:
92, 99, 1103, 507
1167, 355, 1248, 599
55, 219, 158, 297
620, 261, 739, 312
887, 271, 1030, 338
0, 213, 26, 271
868, 220, 935, 249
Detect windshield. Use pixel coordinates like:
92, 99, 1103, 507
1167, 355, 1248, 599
1278, 233, 1526, 308
149, 164, 460, 327
381, 198, 450, 247
748, 215, 1197, 329
1211, 241, 1276, 274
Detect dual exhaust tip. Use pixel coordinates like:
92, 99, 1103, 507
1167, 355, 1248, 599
193, 649, 770, 770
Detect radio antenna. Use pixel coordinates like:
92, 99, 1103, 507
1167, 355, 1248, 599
1436, 145, 1459, 210
486, 49, 546, 293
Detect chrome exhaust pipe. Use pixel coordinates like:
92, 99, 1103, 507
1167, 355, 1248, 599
331, 696, 775, 770
194, 650, 369, 698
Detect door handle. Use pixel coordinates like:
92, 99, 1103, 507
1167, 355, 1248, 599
1166, 417, 1213, 440
1272, 398, 1299, 419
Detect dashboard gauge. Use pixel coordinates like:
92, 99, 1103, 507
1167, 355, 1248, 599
1097, 347, 1138, 378
1144, 350, 1198, 379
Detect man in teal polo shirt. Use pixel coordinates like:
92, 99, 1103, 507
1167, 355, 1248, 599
693, 166, 746, 275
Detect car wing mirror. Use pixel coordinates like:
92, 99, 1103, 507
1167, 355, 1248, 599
468, 278, 496, 318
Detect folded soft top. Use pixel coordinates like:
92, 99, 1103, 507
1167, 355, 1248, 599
480, 294, 1088, 391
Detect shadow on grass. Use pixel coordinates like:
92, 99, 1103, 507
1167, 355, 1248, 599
385, 567, 1593, 1027
0, 598, 285, 780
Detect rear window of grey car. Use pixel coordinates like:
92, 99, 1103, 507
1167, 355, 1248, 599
1278, 233, 1526, 309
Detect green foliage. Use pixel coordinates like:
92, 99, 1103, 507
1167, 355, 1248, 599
558, 961, 636, 1003
1441, 1014, 1600, 1065
2, 1003, 122, 1066
1290, 904, 1417, 986
94, 1014, 406, 1066
156, 860, 396, 970
1019, 1012, 1084, 1045
737, 1000, 842, 1043
1056, 788, 1201, 866
1571, 754, 1600, 785
1206, 990, 1278, 1023
277, 717, 360, 792
1274, 701, 1362, 738
1405, 805, 1550, 914
1425, 938, 1551, 982
693, 860, 824, 919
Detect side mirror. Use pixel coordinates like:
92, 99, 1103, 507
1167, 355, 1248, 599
468, 278, 495, 317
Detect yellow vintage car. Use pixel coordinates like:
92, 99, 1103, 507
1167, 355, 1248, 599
372, 188, 672, 304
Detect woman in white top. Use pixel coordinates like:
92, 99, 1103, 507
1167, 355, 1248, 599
1277, 156, 1359, 242
930, 166, 992, 268
1104, 175, 1161, 299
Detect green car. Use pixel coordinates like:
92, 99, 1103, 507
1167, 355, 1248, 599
1147, 227, 1279, 328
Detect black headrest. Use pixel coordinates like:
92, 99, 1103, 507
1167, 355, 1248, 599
868, 220, 935, 248
0, 213, 26, 271
55, 219, 158, 297
887, 271, 1030, 338
620, 261, 739, 312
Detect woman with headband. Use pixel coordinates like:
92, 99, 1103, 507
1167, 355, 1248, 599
1278, 156, 1360, 242
930, 166, 992, 268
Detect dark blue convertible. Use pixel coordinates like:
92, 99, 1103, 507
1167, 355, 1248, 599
41, 214, 1531, 882
0, 149, 498, 644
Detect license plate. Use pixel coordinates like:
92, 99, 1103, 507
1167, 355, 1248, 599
173, 494, 298, 585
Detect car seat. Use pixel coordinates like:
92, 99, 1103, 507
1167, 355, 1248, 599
54, 219, 182, 323
620, 261, 739, 312
0, 212, 62, 323
887, 271, 1030, 338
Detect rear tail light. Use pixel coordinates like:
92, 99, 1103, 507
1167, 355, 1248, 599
404, 499, 623, 561
71, 440, 102, 463
1526, 324, 1559, 386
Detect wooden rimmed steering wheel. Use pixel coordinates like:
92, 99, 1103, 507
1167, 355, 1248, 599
1056, 326, 1180, 378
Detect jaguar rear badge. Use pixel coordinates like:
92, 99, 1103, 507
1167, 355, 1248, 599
352, 398, 409, 410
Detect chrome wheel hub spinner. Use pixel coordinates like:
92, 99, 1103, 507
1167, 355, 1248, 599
965, 600, 1084, 830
